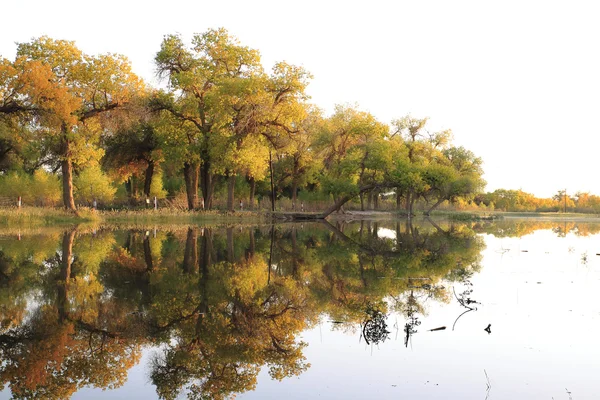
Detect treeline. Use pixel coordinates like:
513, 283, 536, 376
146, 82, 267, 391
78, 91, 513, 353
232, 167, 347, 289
0, 29, 485, 214
475, 189, 600, 213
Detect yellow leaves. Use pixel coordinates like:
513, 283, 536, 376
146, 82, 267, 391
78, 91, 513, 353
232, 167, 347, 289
69, 274, 104, 322
82, 53, 144, 109
109, 248, 146, 271
227, 258, 268, 301
7, 36, 144, 144
73, 164, 117, 204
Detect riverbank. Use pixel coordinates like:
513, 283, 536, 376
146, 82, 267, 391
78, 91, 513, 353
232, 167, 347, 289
2, 207, 600, 228
0, 207, 267, 228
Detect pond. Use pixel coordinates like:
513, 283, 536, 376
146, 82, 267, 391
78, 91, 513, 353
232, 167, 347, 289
0, 218, 598, 399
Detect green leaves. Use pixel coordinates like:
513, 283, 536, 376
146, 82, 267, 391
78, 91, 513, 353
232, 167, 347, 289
73, 164, 116, 204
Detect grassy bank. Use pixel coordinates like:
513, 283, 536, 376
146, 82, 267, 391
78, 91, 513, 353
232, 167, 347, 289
430, 210, 600, 221
0, 207, 101, 227
0, 207, 267, 228
2, 207, 600, 228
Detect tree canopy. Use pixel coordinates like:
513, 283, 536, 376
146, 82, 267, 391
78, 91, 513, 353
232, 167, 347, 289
0, 29, 485, 213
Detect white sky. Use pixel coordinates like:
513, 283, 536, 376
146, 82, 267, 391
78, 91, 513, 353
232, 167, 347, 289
2, 0, 599, 198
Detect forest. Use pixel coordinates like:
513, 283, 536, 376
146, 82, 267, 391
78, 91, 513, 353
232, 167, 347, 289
2, 29, 594, 216
0, 28, 491, 216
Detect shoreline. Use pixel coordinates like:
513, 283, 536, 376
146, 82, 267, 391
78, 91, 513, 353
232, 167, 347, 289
1, 207, 600, 228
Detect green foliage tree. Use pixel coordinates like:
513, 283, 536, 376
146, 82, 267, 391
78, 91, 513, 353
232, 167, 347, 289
73, 164, 117, 205
153, 28, 263, 210
0, 37, 144, 211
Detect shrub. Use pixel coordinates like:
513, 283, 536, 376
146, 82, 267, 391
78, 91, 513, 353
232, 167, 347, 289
73, 165, 117, 205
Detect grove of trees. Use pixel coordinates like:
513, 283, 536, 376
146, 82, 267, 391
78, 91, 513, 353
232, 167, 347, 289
474, 189, 600, 213
0, 29, 485, 215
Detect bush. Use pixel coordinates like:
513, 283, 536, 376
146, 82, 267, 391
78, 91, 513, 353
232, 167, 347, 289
0, 172, 29, 204
73, 165, 117, 205
31, 170, 61, 206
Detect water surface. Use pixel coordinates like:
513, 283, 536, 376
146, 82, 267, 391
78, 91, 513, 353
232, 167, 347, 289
0, 218, 598, 399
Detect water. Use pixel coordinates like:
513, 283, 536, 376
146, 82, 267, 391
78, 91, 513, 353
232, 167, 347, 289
0, 218, 598, 399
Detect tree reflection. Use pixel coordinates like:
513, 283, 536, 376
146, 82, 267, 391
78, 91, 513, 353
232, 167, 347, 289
0, 218, 486, 399
0, 229, 144, 399
361, 303, 390, 345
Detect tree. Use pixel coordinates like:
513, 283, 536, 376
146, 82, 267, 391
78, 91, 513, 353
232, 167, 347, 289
389, 115, 430, 214
552, 189, 574, 213
315, 104, 389, 210
421, 147, 485, 214
73, 164, 117, 205
102, 104, 163, 200
5, 37, 143, 210
273, 106, 323, 210
153, 28, 263, 210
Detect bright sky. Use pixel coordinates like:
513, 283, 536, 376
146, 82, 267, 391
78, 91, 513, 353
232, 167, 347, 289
2, 0, 599, 198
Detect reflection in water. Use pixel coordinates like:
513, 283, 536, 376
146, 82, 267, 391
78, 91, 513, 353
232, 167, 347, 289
361, 303, 390, 345
0, 219, 488, 399
451, 269, 480, 331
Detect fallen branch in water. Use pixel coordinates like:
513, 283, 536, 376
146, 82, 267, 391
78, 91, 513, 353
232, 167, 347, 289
484, 369, 491, 400
428, 326, 446, 331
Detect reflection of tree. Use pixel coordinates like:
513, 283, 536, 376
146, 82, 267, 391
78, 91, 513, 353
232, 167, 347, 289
472, 219, 600, 238
451, 277, 479, 331
148, 229, 316, 400
0, 229, 145, 399
402, 291, 421, 348
320, 220, 480, 316
361, 303, 390, 345
0, 219, 487, 398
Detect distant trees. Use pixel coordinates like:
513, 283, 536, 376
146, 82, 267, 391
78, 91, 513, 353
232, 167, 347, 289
473, 188, 600, 213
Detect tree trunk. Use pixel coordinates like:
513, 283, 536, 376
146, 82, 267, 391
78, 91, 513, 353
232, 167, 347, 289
320, 184, 377, 218
131, 176, 138, 201
197, 229, 212, 334
367, 191, 373, 210
227, 174, 235, 212
60, 132, 77, 211
405, 191, 412, 216
247, 228, 255, 259
226, 227, 234, 263
143, 235, 154, 272
200, 229, 212, 273
396, 190, 402, 210
359, 193, 364, 211
248, 177, 256, 210
183, 228, 198, 273
292, 180, 298, 210
425, 198, 445, 216
269, 150, 275, 212
61, 158, 76, 211
291, 226, 299, 277
268, 224, 275, 285
58, 229, 76, 322
373, 190, 379, 210
200, 163, 214, 209
183, 162, 199, 210
125, 178, 132, 200
291, 158, 299, 210
143, 161, 155, 198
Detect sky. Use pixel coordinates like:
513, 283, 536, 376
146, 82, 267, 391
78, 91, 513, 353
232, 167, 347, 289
2, 0, 599, 198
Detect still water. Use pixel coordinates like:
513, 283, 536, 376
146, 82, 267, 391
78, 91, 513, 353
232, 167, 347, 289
0, 218, 599, 399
